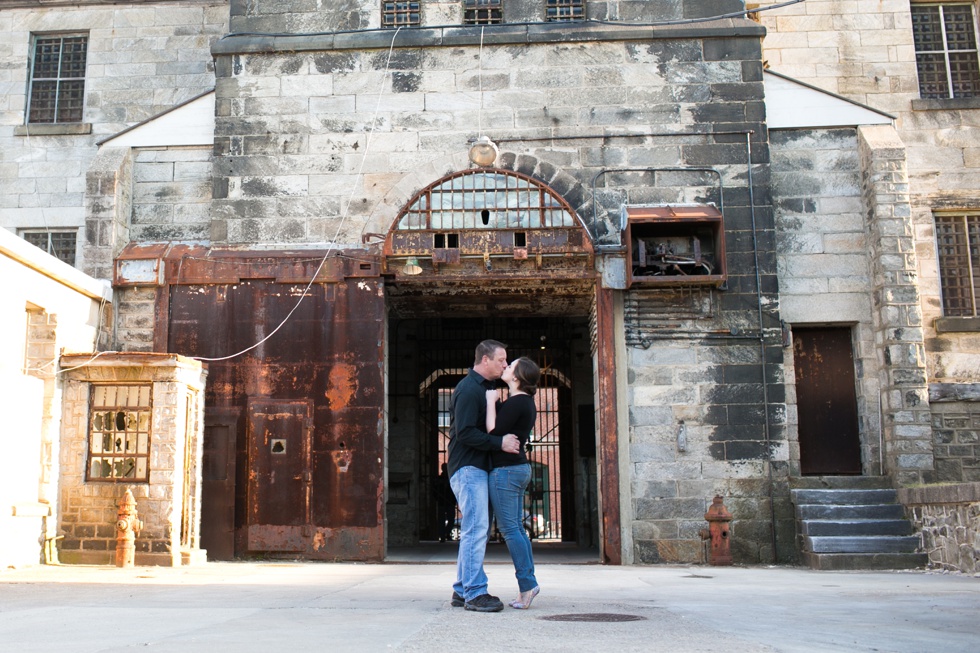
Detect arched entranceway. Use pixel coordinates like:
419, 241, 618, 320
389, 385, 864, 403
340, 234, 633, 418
381, 168, 615, 561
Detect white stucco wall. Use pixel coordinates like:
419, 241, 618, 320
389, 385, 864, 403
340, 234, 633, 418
0, 227, 110, 568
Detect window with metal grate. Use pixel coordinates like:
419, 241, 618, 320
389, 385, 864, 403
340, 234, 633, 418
27, 34, 88, 123
382, 1, 421, 27
464, 0, 503, 25
22, 230, 77, 266
911, 4, 980, 99
546, 0, 585, 21
935, 213, 980, 316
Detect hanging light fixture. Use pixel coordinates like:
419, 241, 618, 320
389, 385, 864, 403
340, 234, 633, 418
468, 27, 498, 168
469, 135, 498, 167
402, 257, 423, 275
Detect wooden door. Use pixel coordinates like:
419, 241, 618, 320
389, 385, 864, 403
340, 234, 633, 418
792, 327, 862, 475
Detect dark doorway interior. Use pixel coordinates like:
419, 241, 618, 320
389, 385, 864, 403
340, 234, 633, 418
792, 326, 863, 475
386, 316, 598, 553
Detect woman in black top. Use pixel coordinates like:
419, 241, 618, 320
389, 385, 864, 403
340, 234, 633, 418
485, 356, 541, 609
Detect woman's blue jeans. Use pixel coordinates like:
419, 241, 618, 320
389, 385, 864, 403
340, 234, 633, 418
489, 463, 537, 592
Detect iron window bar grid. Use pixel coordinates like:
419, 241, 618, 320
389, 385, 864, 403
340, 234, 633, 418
382, 2, 421, 27
935, 213, 980, 317
464, 0, 503, 25
86, 384, 153, 482
546, 0, 585, 21
28, 34, 87, 124
911, 3, 980, 99
396, 170, 578, 231
22, 230, 77, 266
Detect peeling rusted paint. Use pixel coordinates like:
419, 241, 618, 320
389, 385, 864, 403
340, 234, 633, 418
165, 249, 386, 561
324, 363, 358, 410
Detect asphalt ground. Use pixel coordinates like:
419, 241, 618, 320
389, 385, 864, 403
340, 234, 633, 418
1, 548, 977, 653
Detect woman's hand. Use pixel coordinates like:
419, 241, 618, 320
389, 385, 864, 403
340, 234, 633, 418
486, 389, 499, 404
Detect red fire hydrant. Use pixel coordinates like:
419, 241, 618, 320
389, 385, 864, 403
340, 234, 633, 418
115, 489, 143, 568
699, 495, 733, 566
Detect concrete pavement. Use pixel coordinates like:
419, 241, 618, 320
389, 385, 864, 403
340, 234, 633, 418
1, 547, 978, 653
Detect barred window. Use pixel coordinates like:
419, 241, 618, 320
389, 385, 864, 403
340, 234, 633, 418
382, 2, 421, 27
546, 0, 585, 21
28, 34, 87, 124
464, 0, 503, 24
87, 385, 152, 482
911, 4, 980, 99
21, 230, 77, 266
935, 213, 980, 316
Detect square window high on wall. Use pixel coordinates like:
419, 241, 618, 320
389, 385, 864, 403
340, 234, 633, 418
464, 0, 503, 24
935, 212, 980, 317
911, 3, 980, 99
382, 2, 421, 27
27, 33, 88, 124
546, 0, 585, 21
20, 229, 77, 266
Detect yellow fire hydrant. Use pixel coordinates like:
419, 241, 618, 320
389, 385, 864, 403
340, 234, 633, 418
115, 489, 143, 568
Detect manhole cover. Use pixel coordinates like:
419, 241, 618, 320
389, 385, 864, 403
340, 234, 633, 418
540, 613, 647, 622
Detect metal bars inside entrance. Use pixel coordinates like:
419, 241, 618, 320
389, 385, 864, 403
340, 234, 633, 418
416, 318, 573, 543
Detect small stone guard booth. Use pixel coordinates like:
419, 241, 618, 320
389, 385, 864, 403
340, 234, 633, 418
58, 353, 207, 566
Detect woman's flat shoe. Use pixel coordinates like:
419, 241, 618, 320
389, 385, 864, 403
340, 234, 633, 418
509, 586, 540, 609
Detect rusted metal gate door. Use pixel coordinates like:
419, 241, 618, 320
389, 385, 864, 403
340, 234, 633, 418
166, 264, 386, 560
415, 318, 575, 543
201, 410, 239, 560
246, 400, 312, 551
792, 327, 862, 475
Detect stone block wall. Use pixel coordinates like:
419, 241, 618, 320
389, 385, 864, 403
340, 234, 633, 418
770, 127, 882, 475
858, 124, 934, 485
213, 17, 780, 563
0, 1, 226, 269
752, 0, 918, 114
115, 286, 158, 353
627, 330, 792, 564
755, 0, 980, 419
226, 0, 727, 34
930, 403, 980, 483
131, 147, 213, 242
900, 482, 980, 573
58, 353, 207, 566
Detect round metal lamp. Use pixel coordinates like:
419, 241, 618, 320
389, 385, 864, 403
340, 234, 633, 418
468, 135, 498, 167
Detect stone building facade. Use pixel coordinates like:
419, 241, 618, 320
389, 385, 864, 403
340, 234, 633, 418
1, 0, 978, 567
754, 0, 980, 484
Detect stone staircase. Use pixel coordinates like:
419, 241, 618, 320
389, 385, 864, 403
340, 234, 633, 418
790, 477, 928, 571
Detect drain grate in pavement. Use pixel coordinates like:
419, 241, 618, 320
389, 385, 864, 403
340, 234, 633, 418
540, 613, 647, 622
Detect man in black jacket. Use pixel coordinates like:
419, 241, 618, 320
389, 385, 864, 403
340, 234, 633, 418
448, 339, 519, 612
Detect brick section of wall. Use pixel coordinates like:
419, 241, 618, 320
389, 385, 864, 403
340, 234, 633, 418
931, 403, 980, 482
858, 125, 934, 485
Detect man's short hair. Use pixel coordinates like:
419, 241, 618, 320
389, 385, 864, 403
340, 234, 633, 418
475, 339, 507, 366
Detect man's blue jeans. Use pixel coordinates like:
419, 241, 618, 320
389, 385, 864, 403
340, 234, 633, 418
451, 466, 491, 600
489, 463, 537, 592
